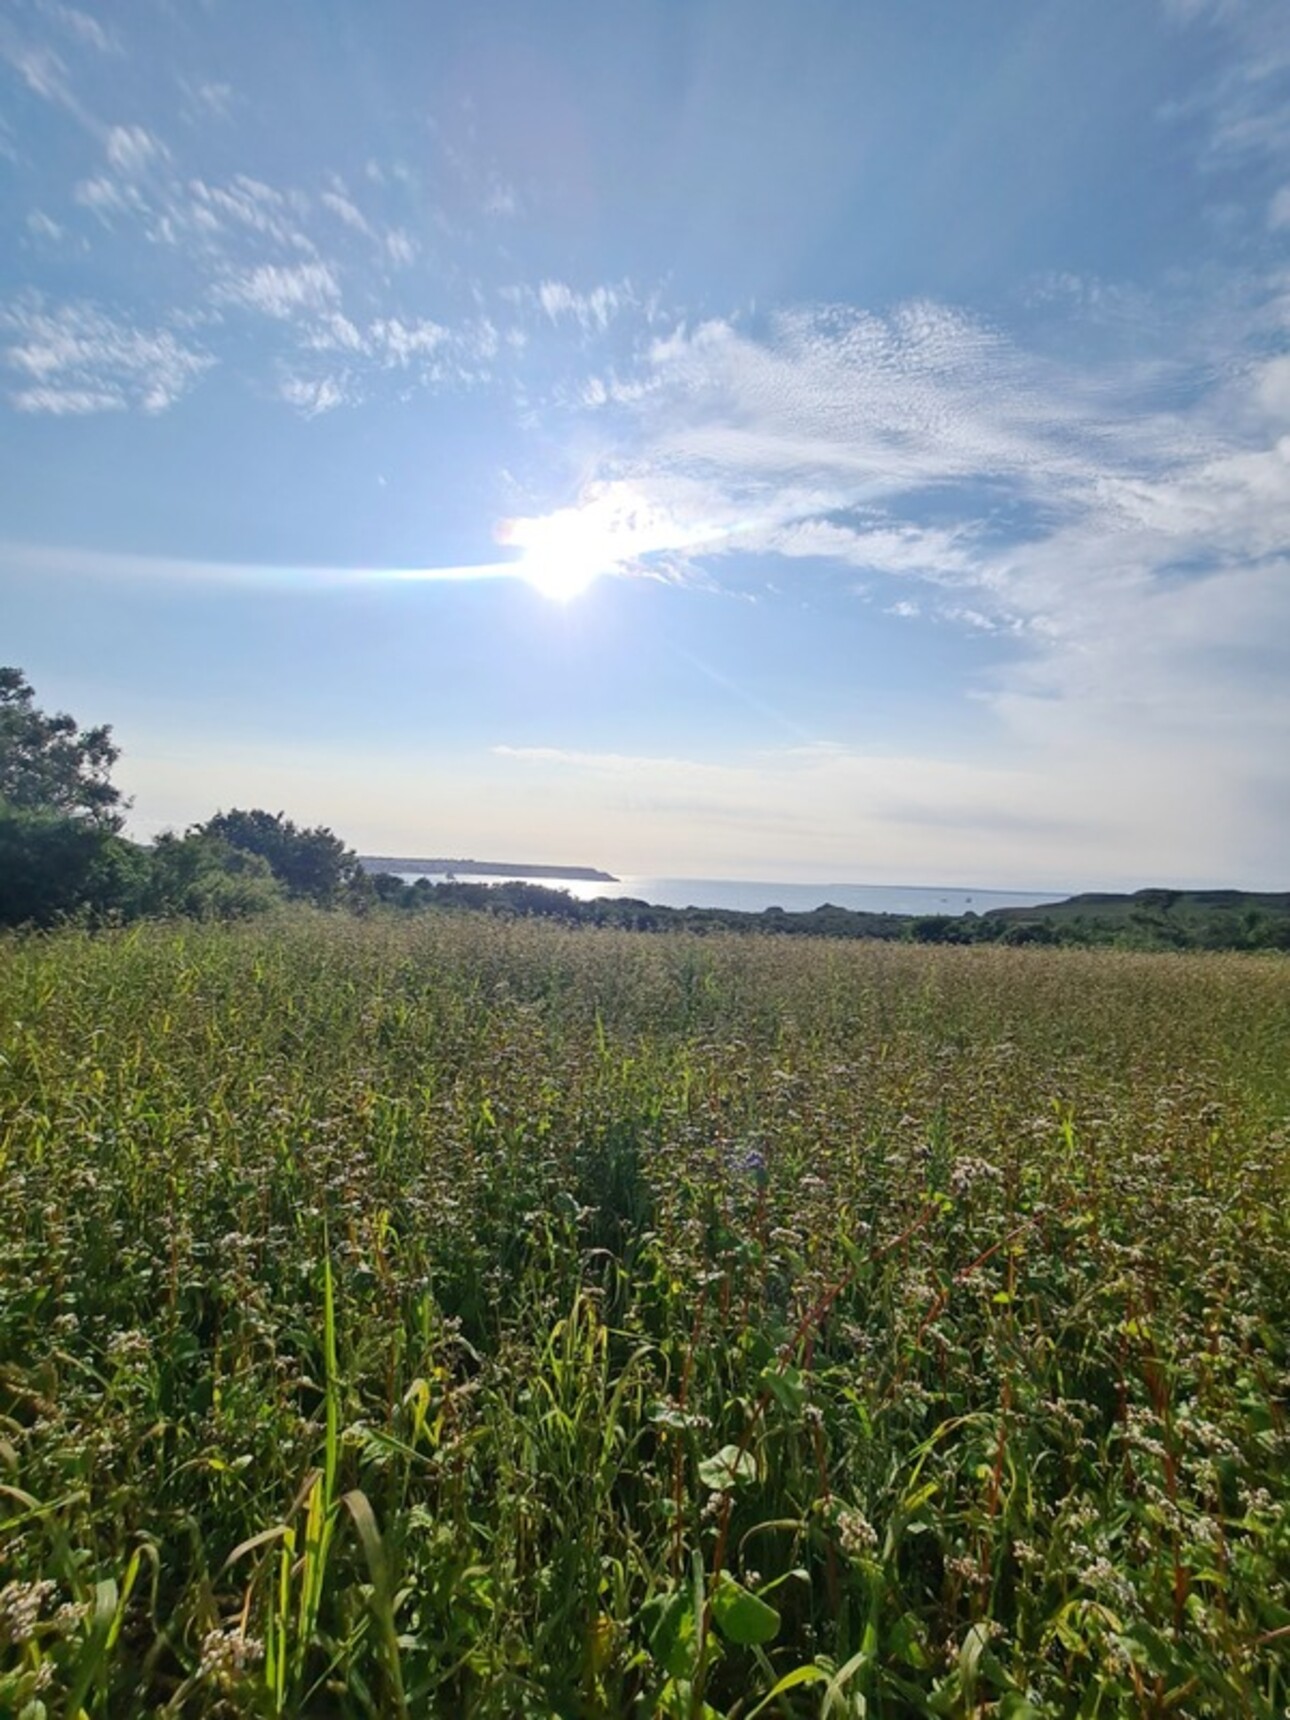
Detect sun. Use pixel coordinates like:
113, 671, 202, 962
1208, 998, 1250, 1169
498, 505, 623, 602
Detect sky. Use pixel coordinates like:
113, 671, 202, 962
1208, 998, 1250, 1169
2, 0, 1288, 891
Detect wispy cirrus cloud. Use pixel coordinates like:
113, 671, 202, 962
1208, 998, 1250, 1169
41, 4, 118, 55
178, 78, 235, 123
0, 2, 104, 127
278, 374, 347, 417
214, 260, 342, 319
104, 123, 167, 177
1, 32, 73, 108
501, 280, 634, 337
1162, 0, 1290, 172
0, 296, 213, 413
319, 185, 373, 237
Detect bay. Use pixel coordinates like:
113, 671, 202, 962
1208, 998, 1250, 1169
387, 872, 1066, 917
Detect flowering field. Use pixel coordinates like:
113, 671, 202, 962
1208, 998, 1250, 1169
1, 914, 1287, 1717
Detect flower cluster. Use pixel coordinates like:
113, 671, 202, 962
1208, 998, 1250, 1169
0, 1578, 56, 1644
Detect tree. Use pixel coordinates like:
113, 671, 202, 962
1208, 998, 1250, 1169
197, 809, 362, 906
0, 669, 140, 927
0, 804, 147, 927
145, 830, 282, 921
0, 667, 125, 829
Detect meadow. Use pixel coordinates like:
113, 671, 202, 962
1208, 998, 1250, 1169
0, 913, 1287, 1717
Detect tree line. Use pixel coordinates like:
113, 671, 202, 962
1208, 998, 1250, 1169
1, 667, 1286, 950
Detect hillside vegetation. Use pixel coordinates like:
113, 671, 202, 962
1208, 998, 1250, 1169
1, 915, 1288, 1716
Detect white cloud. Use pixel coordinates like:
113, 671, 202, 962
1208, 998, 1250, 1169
320, 188, 373, 236
280, 374, 347, 416
483, 178, 518, 217
306, 312, 367, 354
12, 385, 122, 414
385, 228, 417, 266
214, 261, 341, 319
105, 124, 168, 178
182, 175, 314, 252
0, 297, 212, 413
25, 209, 63, 240
1164, 0, 1290, 172
502, 284, 1290, 882
766, 517, 978, 579
534, 280, 629, 334
40, 4, 118, 54
74, 174, 145, 219
1, 37, 71, 105
179, 79, 234, 120
370, 316, 447, 366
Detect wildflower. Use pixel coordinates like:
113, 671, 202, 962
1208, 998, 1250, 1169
0, 1579, 57, 1644
1079, 1557, 1134, 1610
53, 1599, 88, 1636
948, 1156, 1002, 1197
199, 1624, 264, 1685
106, 1328, 151, 1363
835, 1507, 878, 1558
729, 1141, 768, 1185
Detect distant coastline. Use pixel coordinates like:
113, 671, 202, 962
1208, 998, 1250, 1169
360, 856, 618, 882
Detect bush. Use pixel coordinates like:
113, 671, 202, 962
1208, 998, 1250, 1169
0, 803, 148, 927
145, 830, 284, 920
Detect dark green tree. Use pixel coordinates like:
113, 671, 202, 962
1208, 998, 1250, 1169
0, 666, 125, 829
0, 804, 148, 927
0, 669, 142, 926
197, 808, 362, 906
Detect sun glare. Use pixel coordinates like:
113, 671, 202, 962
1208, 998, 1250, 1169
499, 506, 623, 602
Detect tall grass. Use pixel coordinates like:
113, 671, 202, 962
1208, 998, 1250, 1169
0, 913, 1287, 1715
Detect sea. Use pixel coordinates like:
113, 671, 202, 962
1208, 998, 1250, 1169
387, 873, 1066, 917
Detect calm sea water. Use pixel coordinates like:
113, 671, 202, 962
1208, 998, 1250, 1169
388, 873, 1066, 917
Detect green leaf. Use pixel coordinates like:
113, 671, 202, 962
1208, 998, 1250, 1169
640, 1587, 697, 1678
890, 1610, 930, 1670
62, 1577, 116, 1720
758, 1363, 807, 1413
958, 1621, 991, 1707
698, 1443, 756, 1491
747, 1663, 828, 1717
711, 1572, 780, 1646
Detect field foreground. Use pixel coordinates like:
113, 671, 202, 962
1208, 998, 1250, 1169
0, 915, 1287, 1717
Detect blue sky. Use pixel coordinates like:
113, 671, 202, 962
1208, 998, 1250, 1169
2, 0, 1288, 888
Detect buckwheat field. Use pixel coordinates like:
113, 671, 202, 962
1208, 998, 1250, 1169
1, 914, 1287, 1717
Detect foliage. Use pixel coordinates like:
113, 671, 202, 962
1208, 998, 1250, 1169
0, 802, 148, 927
199, 809, 363, 906
1, 916, 1287, 1716
363, 872, 1290, 953
145, 829, 284, 920
0, 666, 124, 829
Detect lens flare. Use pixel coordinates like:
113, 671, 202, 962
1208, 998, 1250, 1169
497, 505, 626, 602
